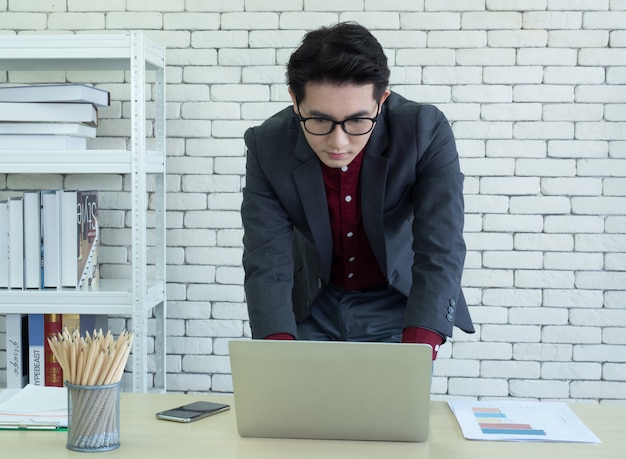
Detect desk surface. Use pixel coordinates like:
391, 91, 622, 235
3, 393, 624, 459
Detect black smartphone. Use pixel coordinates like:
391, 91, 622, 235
156, 401, 230, 423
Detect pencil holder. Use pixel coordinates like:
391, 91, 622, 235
66, 381, 121, 452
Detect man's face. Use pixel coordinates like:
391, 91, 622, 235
290, 82, 390, 169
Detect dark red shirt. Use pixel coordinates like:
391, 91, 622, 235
321, 151, 387, 291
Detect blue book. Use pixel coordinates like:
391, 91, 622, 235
28, 314, 45, 386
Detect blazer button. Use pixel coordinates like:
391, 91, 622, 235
448, 306, 455, 314
446, 313, 454, 323
317, 279, 323, 289
449, 298, 456, 307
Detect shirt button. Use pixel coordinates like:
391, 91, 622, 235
346, 232, 354, 238
348, 256, 355, 262
347, 273, 354, 278
345, 195, 352, 202
341, 166, 348, 172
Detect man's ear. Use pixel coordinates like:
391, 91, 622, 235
378, 88, 391, 109
288, 86, 298, 113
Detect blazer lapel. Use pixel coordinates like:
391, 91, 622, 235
292, 134, 333, 278
360, 116, 390, 274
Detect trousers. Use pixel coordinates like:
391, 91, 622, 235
296, 284, 407, 342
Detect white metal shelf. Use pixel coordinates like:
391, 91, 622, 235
0, 31, 167, 394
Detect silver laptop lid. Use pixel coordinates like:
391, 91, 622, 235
229, 340, 432, 442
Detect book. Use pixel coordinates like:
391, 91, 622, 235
41, 190, 62, 289
8, 197, 23, 289
0, 134, 87, 150
0, 102, 98, 126
0, 384, 68, 429
0, 201, 8, 288
60, 190, 99, 289
43, 313, 63, 387
0, 122, 96, 137
6, 314, 29, 388
28, 314, 45, 386
62, 313, 108, 336
76, 190, 99, 290
0, 83, 110, 107
23, 191, 41, 289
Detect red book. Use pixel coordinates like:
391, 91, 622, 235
44, 313, 63, 386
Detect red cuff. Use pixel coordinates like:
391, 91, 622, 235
401, 327, 444, 360
264, 333, 296, 340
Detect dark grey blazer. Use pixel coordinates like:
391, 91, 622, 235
242, 91, 474, 340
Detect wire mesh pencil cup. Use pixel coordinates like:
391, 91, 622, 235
66, 382, 121, 452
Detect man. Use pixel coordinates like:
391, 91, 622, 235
241, 22, 474, 359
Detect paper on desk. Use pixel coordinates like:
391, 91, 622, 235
448, 400, 600, 443
0, 384, 68, 428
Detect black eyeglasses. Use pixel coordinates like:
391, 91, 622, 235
296, 105, 379, 136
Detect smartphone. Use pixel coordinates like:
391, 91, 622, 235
156, 401, 230, 423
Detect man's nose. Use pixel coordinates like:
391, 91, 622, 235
327, 125, 350, 149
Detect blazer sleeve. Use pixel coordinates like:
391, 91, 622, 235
404, 105, 471, 337
241, 127, 299, 339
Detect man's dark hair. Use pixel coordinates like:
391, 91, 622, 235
287, 22, 390, 104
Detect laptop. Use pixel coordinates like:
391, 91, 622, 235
228, 340, 432, 442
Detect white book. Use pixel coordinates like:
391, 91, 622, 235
23, 191, 41, 289
8, 197, 24, 289
60, 190, 78, 288
0, 83, 110, 107
0, 135, 87, 150
0, 102, 98, 126
6, 314, 29, 388
0, 201, 8, 288
0, 122, 96, 137
41, 190, 62, 289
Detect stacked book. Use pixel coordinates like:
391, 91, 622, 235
0, 83, 110, 150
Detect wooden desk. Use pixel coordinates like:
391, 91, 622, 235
3, 393, 624, 459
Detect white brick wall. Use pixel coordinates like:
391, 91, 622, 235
0, 2, 624, 402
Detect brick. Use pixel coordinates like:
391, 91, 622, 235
575, 234, 626, 252
605, 105, 626, 122
486, 140, 546, 158
583, 11, 626, 29
543, 67, 605, 85
514, 85, 575, 103
542, 362, 601, 380
547, 140, 608, 158
578, 159, 626, 176
425, 0, 485, 11
422, 67, 482, 85
456, 48, 516, 66
48, 13, 106, 29
449, 377, 510, 397
462, 268, 514, 287
576, 271, 626, 290
515, 270, 575, 288
509, 379, 569, 399
514, 233, 574, 251
515, 158, 577, 176
544, 215, 604, 233
466, 305, 509, 323
396, 48, 456, 66
543, 288, 604, 308
545, 252, 604, 270
453, 121, 512, 139
483, 214, 543, 232
480, 177, 541, 195
509, 306, 569, 325
481, 361, 540, 379
483, 66, 544, 84
401, 12, 460, 30
522, 11, 582, 29
164, 12, 220, 30
483, 251, 543, 269
579, 48, 626, 66
549, 0, 609, 10
482, 103, 542, 121
513, 343, 572, 361
487, 0, 547, 10
514, 122, 574, 140
603, 364, 626, 381
549, 29, 609, 47
541, 177, 603, 196
487, 30, 547, 47
462, 12, 522, 29
574, 345, 626, 363
543, 103, 604, 121
427, 31, 487, 48
482, 288, 542, 307
340, 12, 401, 30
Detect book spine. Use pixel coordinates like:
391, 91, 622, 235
8, 197, 24, 289
6, 314, 29, 388
28, 314, 45, 386
23, 191, 42, 289
0, 201, 8, 288
44, 313, 63, 387
77, 190, 99, 290
60, 190, 78, 288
